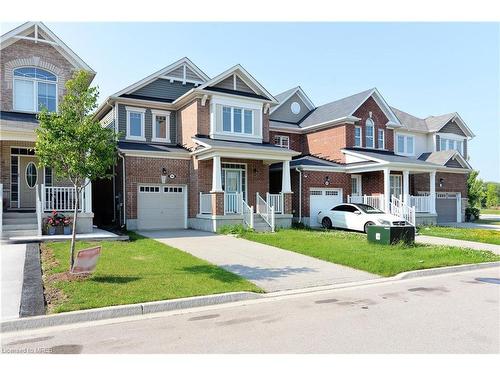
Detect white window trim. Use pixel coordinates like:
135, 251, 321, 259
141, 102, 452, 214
395, 134, 415, 156
377, 128, 385, 149
438, 133, 466, 155
354, 126, 362, 147
274, 135, 290, 149
151, 109, 171, 143
365, 119, 375, 149
222, 106, 254, 135
126, 106, 146, 141
13, 67, 58, 113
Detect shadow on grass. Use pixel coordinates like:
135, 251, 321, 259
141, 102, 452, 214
90, 276, 141, 284
181, 265, 244, 283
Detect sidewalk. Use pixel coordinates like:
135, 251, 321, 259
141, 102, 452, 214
438, 222, 500, 231
416, 235, 500, 255
1, 243, 26, 320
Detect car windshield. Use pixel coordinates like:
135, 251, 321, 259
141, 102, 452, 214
356, 203, 383, 214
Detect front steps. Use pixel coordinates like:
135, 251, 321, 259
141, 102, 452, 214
1, 211, 38, 241
253, 214, 272, 233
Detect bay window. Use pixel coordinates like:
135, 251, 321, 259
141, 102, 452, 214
365, 119, 374, 148
222, 106, 253, 135
396, 134, 415, 156
13, 67, 57, 112
440, 136, 464, 155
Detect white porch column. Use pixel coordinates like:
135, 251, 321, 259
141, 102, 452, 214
211, 156, 223, 192
402, 170, 410, 204
383, 168, 391, 213
429, 171, 437, 214
281, 160, 292, 193
84, 178, 92, 213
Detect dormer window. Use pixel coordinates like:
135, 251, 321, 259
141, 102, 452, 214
365, 118, 374, 148
440, 136, 464, 155
13, 67, 57, 113
222, 106, 253, 135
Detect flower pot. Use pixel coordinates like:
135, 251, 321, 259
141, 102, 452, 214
63, 226, 72, 235
48, 226, 56, 235
55, 226, 64, 235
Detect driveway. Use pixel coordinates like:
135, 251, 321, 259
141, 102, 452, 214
138, 230, 378, 292
1, 243, 26, 320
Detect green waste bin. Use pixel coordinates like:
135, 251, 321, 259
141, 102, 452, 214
367, 225, 415, 245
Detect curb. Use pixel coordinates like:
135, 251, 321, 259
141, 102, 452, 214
1, 291, 262, 333
19, 243, 45, 318
394, 261, 500, 280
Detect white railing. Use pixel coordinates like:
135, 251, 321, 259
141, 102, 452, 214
42, 185, 83, 212
35, 184, 42, 236
347, 194, 385, 211
266, 193, 283, 214
199, 192, 213, 214
409, 195, 431, 213
0, 183, 3, 235
390, 195, 415, 226
242, 199, 254, 229
224, 192, 242, 215
256, 192, 275, 232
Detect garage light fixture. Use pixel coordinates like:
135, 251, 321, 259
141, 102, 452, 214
439, 178, 444, 188
324, 176, 330, 186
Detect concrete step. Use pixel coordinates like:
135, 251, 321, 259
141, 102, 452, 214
3, 211, 37, 219
2, 223, 38, 231
1, 229, 38, 239
3, 217, 38, 225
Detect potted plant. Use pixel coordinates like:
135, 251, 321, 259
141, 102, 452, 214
63, 216, 72, 235
46, 210, 64, 235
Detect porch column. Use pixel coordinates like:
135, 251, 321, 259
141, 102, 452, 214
402, 170, 410, 204
84, 178, 92, 213
211, 156, 223, 192
383, 168, 391, 212
281, 160, 292, 193
429, 171, 437, 214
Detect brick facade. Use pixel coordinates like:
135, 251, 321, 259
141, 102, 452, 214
268, 131, 303, 152
411, 172, 468, 197
303, 125, 348, 163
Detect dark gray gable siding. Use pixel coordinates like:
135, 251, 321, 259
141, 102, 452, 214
270, 92, 310, 123
117, 104, 177, 144
436, 134, 440, 151
130, 79, 195, 101
445, 158, 463, 168
439, 120, 466, 137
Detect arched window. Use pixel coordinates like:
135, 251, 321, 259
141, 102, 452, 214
365, 118, 374, 148
13, 67, 57, 113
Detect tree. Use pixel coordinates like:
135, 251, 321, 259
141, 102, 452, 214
36, 70, 118, 270
486, 183, 499, 208
466, 170, 485, 209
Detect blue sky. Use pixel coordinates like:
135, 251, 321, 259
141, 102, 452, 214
2, 22, 499, 181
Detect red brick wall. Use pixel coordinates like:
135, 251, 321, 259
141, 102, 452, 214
303, 124, 348, 163
360, 171, 384, 196
352, 96, 392, 151
411, 172, 468, 197
262, 111, 270, 143
178, 100, 199, 150
268, 131, 302, 152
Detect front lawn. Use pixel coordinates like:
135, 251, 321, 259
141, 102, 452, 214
481, 208, 500, 215
240, 229, 499, 277
474, 219, 500, 226
419, 226, 500, 245
42, 232, 261, 313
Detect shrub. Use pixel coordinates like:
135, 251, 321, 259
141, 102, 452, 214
218, 224, 252, 235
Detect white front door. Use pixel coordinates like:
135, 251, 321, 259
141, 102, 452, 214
390, 175, 402, 199
351, 175, 362, 197
225, 170, 241, 193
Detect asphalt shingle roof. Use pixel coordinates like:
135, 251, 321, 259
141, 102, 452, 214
418, 150, 457, 166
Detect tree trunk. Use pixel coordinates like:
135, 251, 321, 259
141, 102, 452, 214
70, 185, 80, 271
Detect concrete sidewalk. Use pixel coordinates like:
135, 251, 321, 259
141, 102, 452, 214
1, 243, 26, 320
138, 230, 379, 292
438, 222, 500, 231
416, 235, 500, 255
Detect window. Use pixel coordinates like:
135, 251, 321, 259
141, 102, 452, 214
274, 135, 290, 148
25, 162, 37, 188
439, 136, 464, 155
13, 67, 57, 112
152, 110, 171, 143
396, 134, 415, 156
377, 129, 385, 149
390, 175, 402, 198
221, 106, 253, 135
44, 167, 53, 186
291, 101, 301, 114
351, 175, 362, 196
354, 126, 362, 147
365, 119, 374, 148
126, 107, 146, 141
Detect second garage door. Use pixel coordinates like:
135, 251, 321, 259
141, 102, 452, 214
137, 185, 187, 230
309, 188, 343, 227
436, 192, 459, 223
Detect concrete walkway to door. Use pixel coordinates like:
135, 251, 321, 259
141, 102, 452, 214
138, 230, 378, 292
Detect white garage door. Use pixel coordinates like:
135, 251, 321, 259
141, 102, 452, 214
309, 188, 343, 227
436, 192, 460, 223
137, 185, 187, 230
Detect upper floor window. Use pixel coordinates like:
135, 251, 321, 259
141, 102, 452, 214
126, 106, 146, 141
354, 126, 362, 147
222, 106, 253, 135
365, 119, 374, 148
274, 135, 290, 149
152, 110, 171, 143
396, 134, 414, 156
13, 67, 57, 113
377, 129, 385, 149
440, 137, 464, 155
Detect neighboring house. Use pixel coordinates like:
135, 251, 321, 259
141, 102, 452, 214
94, 58, 298, 232
0, 22, 96, 238
268, 87, 474, 226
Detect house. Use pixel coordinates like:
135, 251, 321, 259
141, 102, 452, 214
94, 58, 299, 232
268, 87, 474, 226
0, 22, 96, 239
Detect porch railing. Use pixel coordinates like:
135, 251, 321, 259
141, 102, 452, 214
199, 192, 213, 214
390, 195, 415, 226
256, 192, 275, 232
42, 185, 92, 213
408, 195, 431, 213
347, 194, 385, 211
224, 192, 242, 215
242, 200, 254, 229
266, 193, 283, 214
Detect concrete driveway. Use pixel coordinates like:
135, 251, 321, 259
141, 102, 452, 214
138, 230, 378, 292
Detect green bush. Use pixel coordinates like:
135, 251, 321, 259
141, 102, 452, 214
292, 221, 309, 230
465, 207, 480, 221
218, 224, 252, 235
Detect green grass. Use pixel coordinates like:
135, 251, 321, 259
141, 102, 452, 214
419, 226, 500, 245
481, 208, 500, 215
474, 219, 500, 226
42, 232, 262, 313
240, 229, 499, 277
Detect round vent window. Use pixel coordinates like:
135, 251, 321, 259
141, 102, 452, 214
290, 101, 301, 114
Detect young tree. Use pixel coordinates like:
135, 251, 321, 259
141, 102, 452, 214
467, 170, 485, 209
486, 183, 499, 208
36, 70, 118, 270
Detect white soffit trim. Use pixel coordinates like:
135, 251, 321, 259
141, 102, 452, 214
1, 22, 95, 73
120, 150, 191, 160
270, 86, 315, 114
350, 88, 402, 127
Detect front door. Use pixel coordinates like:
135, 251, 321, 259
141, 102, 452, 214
19, 156, 38, 208
351, 175, 362, 197
390, 175, 402, 199
225, 170, 241, 194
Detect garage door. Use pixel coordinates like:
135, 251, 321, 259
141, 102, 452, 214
137, 185, 187, 230
436, 192, 458, 223
309, 188, 343, 227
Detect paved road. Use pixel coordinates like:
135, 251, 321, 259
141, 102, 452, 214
137, 229, 378, 292
416, 235, 500, 255
2, 267, 499, 354
1, 243, 26, 321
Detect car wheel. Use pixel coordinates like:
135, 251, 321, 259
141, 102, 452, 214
322, 217, 332, 229
364, 221, 375, 233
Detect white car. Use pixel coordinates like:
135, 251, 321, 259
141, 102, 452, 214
317, 203, 409, 233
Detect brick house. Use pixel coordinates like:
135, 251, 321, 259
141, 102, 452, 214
0, 22, 96, 239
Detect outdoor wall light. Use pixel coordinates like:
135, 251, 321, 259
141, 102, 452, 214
439, 178, 444, 188
324, 176, 330, 186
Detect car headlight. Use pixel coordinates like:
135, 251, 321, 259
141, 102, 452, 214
377, 219, 391, 226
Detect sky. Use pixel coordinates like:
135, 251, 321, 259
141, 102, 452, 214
2, 22, 499, 181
